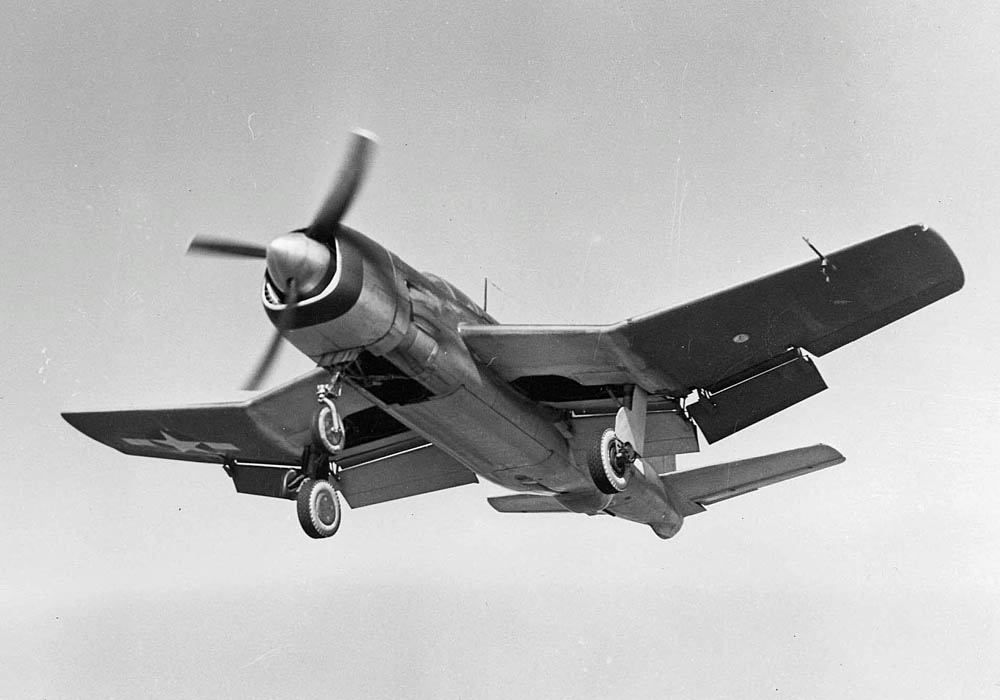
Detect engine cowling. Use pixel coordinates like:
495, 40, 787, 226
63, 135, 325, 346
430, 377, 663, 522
264, 227, 410, 364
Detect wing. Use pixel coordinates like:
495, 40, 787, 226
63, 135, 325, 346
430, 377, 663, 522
461, 225, 963, 440
62, 369, 390, 466
461, 225, 963, 391
63, 368, 478, 507
662, 444, 845, 516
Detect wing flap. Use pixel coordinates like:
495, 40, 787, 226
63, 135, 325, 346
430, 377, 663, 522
687, 350, 828, 444
214, 442, 478, 506
663, 444, 845, 516
337, 444, 478, 508
487, 494, 572, 513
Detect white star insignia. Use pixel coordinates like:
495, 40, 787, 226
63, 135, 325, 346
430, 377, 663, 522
123, 430, 239, 455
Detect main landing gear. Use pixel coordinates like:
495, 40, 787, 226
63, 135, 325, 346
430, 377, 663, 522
294, 374, 347, 539
586, 385, 648, 495
587, 428, 636, 494
297, 478, 342, 538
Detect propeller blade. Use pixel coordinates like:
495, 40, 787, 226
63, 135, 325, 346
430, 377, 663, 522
308, 129, 377, 244
188, 237, 267, 259
242, 330, 283, 391
197, 129, 376, 390
241, 278, 299, 391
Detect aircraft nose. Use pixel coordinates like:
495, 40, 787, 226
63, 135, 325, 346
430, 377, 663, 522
265, 232, 333, 299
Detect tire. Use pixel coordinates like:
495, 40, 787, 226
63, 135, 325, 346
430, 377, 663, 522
296, 478, 342, 538
312, 402, 346, 455
587, 428, 631, 494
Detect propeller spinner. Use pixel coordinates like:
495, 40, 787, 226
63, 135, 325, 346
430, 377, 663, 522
187, 130, 377, 390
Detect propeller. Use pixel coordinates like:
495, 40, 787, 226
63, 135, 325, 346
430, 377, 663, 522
242, 278, 298, 391
186, 238, 266, 258
308, 129, 377, 245
186, 129, 377, 390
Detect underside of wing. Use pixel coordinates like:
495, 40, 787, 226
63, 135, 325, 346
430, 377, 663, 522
461, 225, 963, 440
663, 444, 845, 516
461, 225, 963, 395
62, 369, 409, 466
64, 368, 480, 507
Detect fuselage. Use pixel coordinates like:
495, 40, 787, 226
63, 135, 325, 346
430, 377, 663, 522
266, 227, 684, 535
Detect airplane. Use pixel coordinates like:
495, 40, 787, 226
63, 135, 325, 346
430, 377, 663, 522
63, 130, 965, 540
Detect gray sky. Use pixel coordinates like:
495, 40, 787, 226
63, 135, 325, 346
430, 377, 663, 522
3, 2, 999, 698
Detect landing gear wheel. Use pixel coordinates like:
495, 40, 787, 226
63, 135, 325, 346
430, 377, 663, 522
587, 428, 632, 494
296, 478, 342, 538
312, 401, 345, 455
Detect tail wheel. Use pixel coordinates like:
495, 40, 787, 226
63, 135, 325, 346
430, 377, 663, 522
296, 478, 342, 538
587, 428, 632, 494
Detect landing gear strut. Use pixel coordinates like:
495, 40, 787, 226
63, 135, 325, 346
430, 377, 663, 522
295, 372, 348, 538
312, 376, 346, 456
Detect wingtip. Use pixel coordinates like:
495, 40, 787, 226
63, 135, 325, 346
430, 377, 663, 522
61, 411, 83, 428
814, 443, 847, 465
60, 410, 106, 441
915, 224, 966, 292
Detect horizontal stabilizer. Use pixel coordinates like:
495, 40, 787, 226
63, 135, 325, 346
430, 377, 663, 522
663, 444, 844, 516
487, 494, 572, 513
